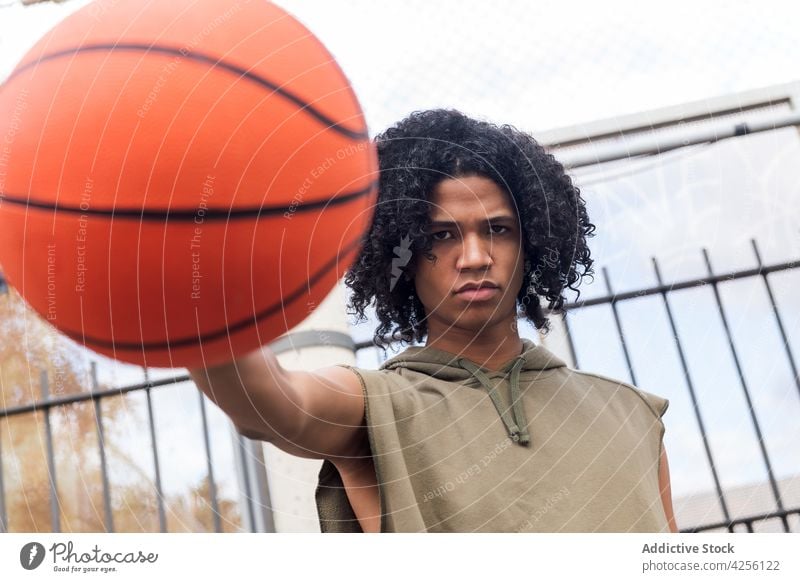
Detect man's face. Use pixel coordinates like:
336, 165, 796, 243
410, 174, 525, 335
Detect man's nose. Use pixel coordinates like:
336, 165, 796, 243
456, 233, 494, 270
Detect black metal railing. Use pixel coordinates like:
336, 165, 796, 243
0, 369, 267, 533
1, 239, 797, 533
685, 507, 800, 533
354, 239, 800, 534
562, 241, 798, 533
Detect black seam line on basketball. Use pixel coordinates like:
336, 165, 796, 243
63, 234, 364, 351
5, 42, 369, 141
0, 182, 376, 221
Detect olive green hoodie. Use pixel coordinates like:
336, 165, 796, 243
315, 337, 669, 533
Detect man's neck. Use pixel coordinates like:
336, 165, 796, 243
424, 324, 524, 372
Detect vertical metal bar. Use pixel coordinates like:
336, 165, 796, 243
652, 257, 732, 524
378, 345, 388, 365
230, 431, 276, 533
702, 248, 789, 532
40, 369, 61, 533
143, 367, 167, 533
236, 432, 256, 532
90, 362, 114, 533
751, 239, 800, 400
603, 266, 638, 385
198, 392, 222, 532
560, 310, 580, 369
244, 438, 276, 533
0, 418, 6, 533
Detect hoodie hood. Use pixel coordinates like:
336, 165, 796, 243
379, 338, 567, 447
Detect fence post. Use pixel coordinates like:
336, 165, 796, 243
40, 369, 61, 533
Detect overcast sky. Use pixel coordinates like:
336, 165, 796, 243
4, 0, 800, 131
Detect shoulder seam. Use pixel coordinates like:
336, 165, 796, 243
332, 366, 388, 533
333, 364, 368, 393
568, 369, 668, 422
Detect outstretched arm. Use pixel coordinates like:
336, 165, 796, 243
187, 346, 367, 463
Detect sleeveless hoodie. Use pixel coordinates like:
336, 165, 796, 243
314, 338, 670, 533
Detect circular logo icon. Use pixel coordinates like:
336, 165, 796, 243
20, 542, 46, 570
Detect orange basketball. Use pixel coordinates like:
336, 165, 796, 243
0, 0, 377, 368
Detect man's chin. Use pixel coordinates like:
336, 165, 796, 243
447, 311, 510, 332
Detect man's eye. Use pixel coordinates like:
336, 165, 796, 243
431, 227, 507, 240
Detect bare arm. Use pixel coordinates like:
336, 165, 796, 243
187, 346, 367, 463
659, 446, 678, 533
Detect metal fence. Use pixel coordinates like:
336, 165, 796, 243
556, 240, 799, 533
268, 241, 793, 534
0, 365, 274, 533
355, 239, 800, 534
0, 237, 797, 533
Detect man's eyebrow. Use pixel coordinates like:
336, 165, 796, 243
428, 215, 516, 227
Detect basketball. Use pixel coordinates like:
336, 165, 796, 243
0, 0, 377, 368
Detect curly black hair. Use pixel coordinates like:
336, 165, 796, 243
344, 109, 595, 351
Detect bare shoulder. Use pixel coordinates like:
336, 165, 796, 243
263, 364, 368, 463
290, 364, 366, 423
296, 363, 365, 394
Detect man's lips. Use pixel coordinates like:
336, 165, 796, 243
454, 281, 499, 293
454, 286, 500, 301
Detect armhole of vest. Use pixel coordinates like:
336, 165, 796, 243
333, 364, 389, 534
657, 415, 666, 478
316, 458, 362, 533
570, 369, 669, 424
558, 369, 670, 526
628, 386, 668, 484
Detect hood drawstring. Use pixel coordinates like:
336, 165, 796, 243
456, 356, 531, 447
